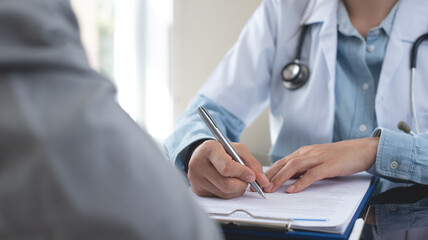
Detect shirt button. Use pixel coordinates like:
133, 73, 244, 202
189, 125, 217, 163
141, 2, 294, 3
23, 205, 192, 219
362, 83, 369, 90
373, 29, 380, 35
359, 124, 367, 132
390, 160, 399, 170
389, 205, 397, 212
367, 45, 375, 52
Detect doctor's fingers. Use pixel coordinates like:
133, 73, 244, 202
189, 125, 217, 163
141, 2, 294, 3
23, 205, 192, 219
264, 157, 321, 193
190, 171, 247, 199
264, 152, 305, 181
188, 153, 248, 198
285, 165, 329, 193
207, 170, 249, 199
230, 143, 270, 188
265, 144, 328, 180
211, 153, 257, 183
198, 141, 257, 183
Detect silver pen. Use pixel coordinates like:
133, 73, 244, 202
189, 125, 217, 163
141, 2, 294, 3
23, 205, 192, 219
197, 106, 266, 199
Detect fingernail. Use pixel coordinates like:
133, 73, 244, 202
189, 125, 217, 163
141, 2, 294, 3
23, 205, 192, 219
287, 185, 296, 192
246, 175, 255, 182
264, 183, 273, 192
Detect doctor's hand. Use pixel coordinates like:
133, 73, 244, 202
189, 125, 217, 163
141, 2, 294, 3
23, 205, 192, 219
264, 137, 379, 194
188, 140, 269, 199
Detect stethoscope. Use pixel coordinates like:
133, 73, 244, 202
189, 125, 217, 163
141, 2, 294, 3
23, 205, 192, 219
281, 25, 310, 90
282, 25, 428, 134
399, 32, 428, 135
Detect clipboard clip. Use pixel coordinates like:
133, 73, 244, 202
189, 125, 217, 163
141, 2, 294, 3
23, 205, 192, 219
211, 209, 294, 232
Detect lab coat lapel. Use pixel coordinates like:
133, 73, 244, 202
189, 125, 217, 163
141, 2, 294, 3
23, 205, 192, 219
377, 3, 406, 99
397, 0, 428, 42
304, 0, 338, 142
378, 0, 428, 98
301, 0, 338, 88
376, 0, 428, 129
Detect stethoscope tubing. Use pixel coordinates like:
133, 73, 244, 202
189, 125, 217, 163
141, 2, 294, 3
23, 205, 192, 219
410, 33, 428, 69
410, 33, 428, 134
410, 67, 420, 133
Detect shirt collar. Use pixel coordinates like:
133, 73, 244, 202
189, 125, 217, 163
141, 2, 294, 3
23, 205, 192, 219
379, 1, 400, 36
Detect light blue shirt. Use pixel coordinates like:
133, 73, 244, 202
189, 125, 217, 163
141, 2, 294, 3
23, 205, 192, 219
164, 1, 428, 185
333, 1, 397, 142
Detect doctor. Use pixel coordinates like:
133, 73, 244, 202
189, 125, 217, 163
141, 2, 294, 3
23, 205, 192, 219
165, 0, 428, 199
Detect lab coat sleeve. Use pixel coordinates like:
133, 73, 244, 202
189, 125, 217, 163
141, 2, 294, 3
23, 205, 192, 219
164, 94, 245, 173
199, 0, 279, 125
0, 1, 222, 239
368, 128, 428, 184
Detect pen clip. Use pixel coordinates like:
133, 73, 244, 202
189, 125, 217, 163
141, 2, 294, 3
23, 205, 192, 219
198, 106, 219, 128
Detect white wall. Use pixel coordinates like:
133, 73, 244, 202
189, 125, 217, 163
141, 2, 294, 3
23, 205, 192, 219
70, 0, 99, 69
172, 0, 271, 158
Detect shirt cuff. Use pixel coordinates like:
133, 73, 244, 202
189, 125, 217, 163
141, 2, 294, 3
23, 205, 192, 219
368, 127, 414, 181
174, 137, 213, 174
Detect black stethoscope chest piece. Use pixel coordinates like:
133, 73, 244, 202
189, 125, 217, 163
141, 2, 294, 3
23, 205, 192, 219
282, 25, 311, 90
282, 60, 310, 90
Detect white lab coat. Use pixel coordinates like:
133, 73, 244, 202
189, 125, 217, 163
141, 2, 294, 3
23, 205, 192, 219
199, 0, 428, 156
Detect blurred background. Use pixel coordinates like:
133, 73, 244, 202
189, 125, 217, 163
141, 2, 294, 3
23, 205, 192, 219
70, 0, 271, 159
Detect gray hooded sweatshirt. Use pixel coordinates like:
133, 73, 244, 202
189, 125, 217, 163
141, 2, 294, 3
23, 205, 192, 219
0, 0, 223, 239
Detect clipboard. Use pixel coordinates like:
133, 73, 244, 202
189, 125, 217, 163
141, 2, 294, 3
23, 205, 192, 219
219, 176, 379, 240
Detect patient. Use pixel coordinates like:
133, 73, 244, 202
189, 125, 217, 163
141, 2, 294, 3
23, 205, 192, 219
0, 0, 222, 239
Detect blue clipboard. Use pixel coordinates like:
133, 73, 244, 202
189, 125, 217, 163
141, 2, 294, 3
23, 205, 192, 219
221, 176, 379, 240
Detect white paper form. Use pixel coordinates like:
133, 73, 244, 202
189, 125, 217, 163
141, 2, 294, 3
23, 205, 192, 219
195, 172, 372, 234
